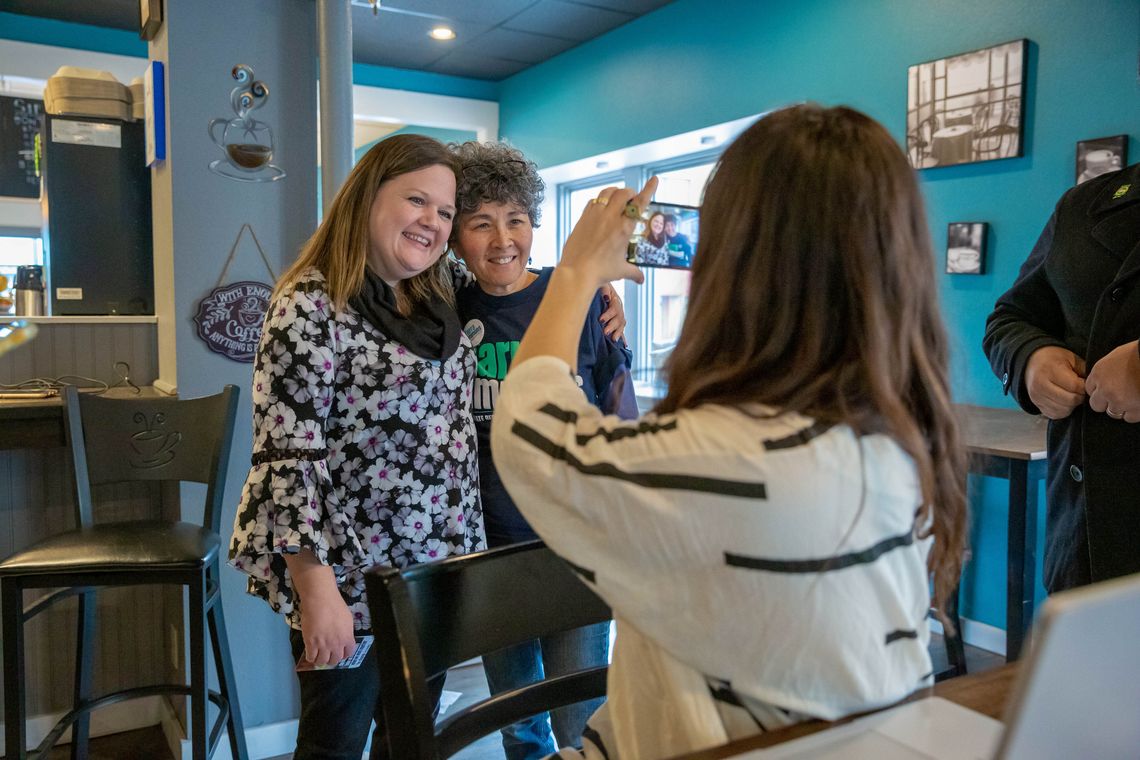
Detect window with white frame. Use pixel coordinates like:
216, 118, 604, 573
556, 152, 717, 395
637, 159, 715, 389
541, 172, 626, 268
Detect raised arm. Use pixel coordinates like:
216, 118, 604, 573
513, 179, 656, 370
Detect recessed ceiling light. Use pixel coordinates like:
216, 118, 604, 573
430, 26, 456, 41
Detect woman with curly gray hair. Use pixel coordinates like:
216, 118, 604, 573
450, 140, 635, 760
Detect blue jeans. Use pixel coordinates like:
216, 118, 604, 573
481, 623, 610, 760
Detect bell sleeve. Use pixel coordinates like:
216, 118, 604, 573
228, 281, 367, 614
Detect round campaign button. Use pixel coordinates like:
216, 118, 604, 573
463, 319, 485, 346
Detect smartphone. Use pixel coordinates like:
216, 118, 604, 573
627, 202, 699, 269
296, 634, 374, 672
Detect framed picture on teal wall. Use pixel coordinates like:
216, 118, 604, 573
907, 39, 1027, 169
1075, 134, 1127, 185
946, 222, 987, 275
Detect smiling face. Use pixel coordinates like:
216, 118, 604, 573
453, 201, 534, 295
366, 164, 457, 285
649, 214, 665, 235
665, 219, 678, 237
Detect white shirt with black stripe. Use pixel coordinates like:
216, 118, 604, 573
491, 356, 935, 760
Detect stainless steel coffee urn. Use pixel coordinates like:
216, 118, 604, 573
14, 265, 45, 317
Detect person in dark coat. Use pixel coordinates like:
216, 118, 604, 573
983, 161, 1140, 593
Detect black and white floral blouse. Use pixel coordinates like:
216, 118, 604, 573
229, 268, 485, 631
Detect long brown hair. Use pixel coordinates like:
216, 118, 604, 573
658, 104, 967, 619
275, 133, 459, 312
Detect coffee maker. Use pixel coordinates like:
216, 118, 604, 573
14, 265, 45, 317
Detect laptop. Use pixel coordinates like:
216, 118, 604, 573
741, 572, 1140, 759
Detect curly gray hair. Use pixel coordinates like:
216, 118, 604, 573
451, 140, 545, 226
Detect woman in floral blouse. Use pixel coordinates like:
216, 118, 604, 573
229, 134, 485, 760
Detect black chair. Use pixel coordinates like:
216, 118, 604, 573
365, 541, 611, 759
0, 386, 248, 760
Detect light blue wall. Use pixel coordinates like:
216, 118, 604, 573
497, 0, 1140, 631
151, 0, 320, 729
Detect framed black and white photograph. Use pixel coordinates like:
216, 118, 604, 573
1075, 134, 1127, 185
907, 39, 1027, 169
946, 222, 987, 275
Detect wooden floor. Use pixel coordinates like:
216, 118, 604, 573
23, 634, 1003, 760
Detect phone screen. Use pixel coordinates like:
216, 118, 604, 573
627, 202, 698, 269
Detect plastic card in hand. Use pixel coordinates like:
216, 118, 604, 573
296, 635, 373, 672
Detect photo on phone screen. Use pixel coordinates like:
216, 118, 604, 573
627, 202, 699, 269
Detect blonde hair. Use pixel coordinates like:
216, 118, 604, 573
275, 133, 459, 313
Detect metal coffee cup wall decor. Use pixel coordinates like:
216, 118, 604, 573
193, 224, 277, 363
208, 64, 285, 182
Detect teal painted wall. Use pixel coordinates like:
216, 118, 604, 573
497, 0, 1140, 632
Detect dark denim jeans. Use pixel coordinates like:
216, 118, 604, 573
289, 628, 445, 760
481, 622, 610, 760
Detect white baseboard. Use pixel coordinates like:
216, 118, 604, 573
0, 695, 165, 751
161, 699, 299, 760
930, 616, 1007, 657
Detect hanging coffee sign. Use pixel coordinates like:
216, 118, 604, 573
194, 223, 276, 363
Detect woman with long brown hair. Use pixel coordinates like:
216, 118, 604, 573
229, 134, 486, 760
491, 104, 967, 759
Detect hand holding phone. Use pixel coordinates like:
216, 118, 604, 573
627, 202, 699, 269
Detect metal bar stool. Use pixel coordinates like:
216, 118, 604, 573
0, 385, 248, 760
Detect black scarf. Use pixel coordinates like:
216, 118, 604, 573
348, 267, 460, 361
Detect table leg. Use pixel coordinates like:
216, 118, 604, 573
1005, 460, 1037, 661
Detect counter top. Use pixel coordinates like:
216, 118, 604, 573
0, 315, 158, 325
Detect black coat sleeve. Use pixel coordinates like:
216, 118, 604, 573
982, 204, 1069, 414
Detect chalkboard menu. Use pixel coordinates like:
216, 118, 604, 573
0, 95, 44, 199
